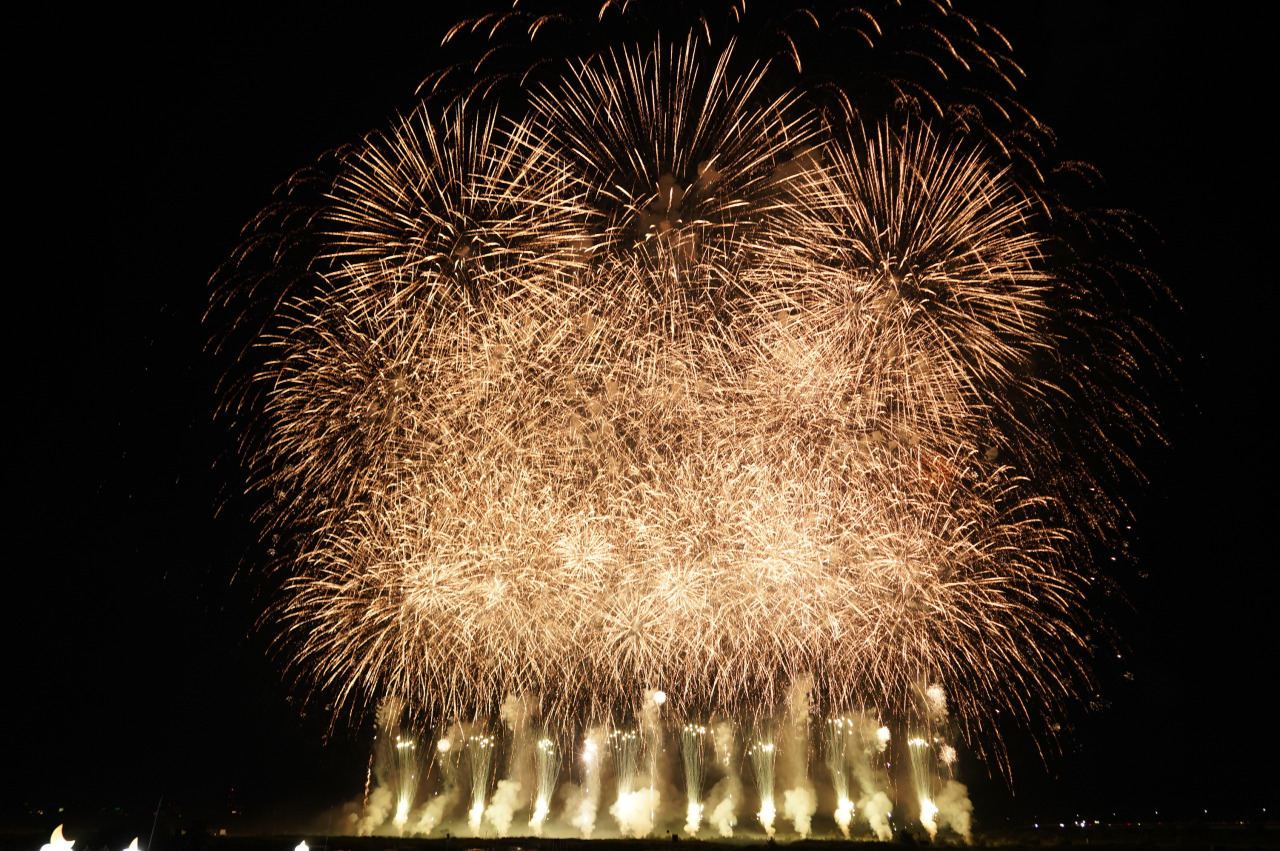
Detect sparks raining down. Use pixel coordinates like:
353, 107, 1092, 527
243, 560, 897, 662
213, 0, 1166, 838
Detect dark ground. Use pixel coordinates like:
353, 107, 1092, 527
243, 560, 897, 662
7, 826, 1280, 851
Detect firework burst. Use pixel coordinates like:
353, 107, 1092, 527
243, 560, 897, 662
213, 0, 1164, 784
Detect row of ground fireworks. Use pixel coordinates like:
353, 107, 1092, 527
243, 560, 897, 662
356, 685, 970, 840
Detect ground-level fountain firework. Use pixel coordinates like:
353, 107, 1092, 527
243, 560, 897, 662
353, 683, 971, 841
211, 0, 1164, 839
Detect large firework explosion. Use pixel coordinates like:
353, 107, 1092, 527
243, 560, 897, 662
211, 0, 1164, 813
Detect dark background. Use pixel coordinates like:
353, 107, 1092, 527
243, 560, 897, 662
8, 0, 1271, 838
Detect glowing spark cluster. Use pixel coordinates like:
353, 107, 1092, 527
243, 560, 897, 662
214, 0, 1164, 778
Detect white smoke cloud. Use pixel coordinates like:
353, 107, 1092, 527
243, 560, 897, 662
858, 790, 894, 841
846, 712, 894, 841
936, 779, 973, 843
483, 693, 535, 835
779, 676, 815, 837
610, 787, 660, 837
412, 722, 464, 835
355, 787, 392, 836
563, 782, 598, 838
705, 773, 742, 837
563, 727, 605, 837
704, 720, 741, 837
413, 787, 459, 836
782, 784, 817, 838
484, 779, 525, 835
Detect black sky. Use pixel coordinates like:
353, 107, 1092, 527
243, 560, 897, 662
8, 0, 1272, 835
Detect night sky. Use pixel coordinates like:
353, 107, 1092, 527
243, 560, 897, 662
8, 1, 1272, 838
